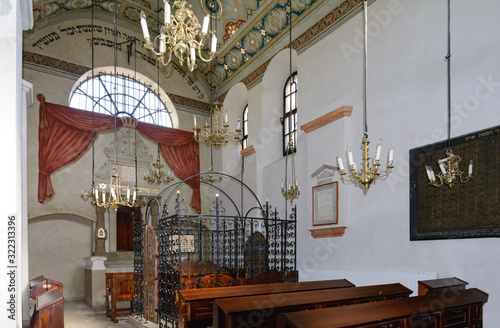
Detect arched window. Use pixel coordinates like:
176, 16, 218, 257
69, 68, 173, 127
242, 105, 249, 149
283, 72, 298, 155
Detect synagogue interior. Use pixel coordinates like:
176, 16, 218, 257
3, 0, 500, 327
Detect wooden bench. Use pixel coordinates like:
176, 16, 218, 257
277, 288, 488, 328
30, 288, 64, 328
106, 272, 134, 323
213, 283, 412, 328
178, 279, 355, 328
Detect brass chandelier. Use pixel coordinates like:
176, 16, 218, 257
282, 141, 300, 205
424, 0, 472, 188
81, 0, 139, 210
193, 9, 240, 149
194, 101, 241, 148
337, 0, 394, 191
281, 0, 299, 205
140, 0, 217, 72
144, 154, 174, 185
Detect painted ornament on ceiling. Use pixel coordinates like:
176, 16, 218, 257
123, 6, 141, 21
226, 49, 243, 70
243, 30, 262, 54
264, 8, 286, 35
201, 0, 223, 18
224, 19, 246, 43
293, 0, 312, 11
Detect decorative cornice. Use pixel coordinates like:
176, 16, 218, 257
23, 51, 210, 112
301, 106, 353, 133
228, 0, 361, 91
240, 145, 256, 158
310, 227, 347, 238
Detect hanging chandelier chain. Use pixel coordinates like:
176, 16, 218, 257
425, 0, 473, 189
336, 0, 394, 191
282, 0, 300, 205
446, 0, 451, 150
363, 0, 368, 139
81, 0, 141, 209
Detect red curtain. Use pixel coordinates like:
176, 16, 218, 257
37, 94, 201, 213
136, 123, 200, 211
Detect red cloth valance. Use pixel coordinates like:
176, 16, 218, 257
37, 93, 201, 213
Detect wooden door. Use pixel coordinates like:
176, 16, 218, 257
116, 207, 140, 251
144, 225, 158, 323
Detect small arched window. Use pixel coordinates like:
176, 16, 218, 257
283, 72, 298, 155
69, 68, 173, 127
242, 105, 249, 149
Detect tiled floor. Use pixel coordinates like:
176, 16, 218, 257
64, 301, 133, 328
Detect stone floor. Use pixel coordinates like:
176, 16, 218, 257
64, 301, 133, 328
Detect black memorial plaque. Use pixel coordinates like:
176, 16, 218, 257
410, 125, 500, 240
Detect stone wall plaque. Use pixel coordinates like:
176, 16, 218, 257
312, 181, 338, 226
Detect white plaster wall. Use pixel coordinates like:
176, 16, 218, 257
28, 215, 93, 300
250, 0, 500, 325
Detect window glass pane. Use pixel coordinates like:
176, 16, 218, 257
70, 72, 172, 127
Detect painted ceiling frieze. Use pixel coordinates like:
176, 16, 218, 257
215, 0, 315, 88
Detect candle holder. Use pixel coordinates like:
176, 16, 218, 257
337, 137, 394, 191
425, 149, 472, 188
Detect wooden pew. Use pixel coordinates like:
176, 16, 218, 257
277, 288, 488, 328
213, 283, 412, 328
107, 272, 134, 323
178, 279, 355, 328
30, 288, 64, 328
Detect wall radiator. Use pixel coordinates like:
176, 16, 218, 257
305, 270, 438, 295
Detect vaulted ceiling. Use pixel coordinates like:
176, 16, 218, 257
29, 0, 360, 101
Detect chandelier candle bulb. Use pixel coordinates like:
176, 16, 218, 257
111, 187, 116, 200
140, 12, 150, 39
190, 47, 196, 62
425, 166, 433, 182
133, 189, 137, 201
193, 115, 197, 128
202, 15, 209, 34
347, 145, 354, 166
164, 1, 171, 24
337, 152, 345, 171
159, 37, 165, 53
375, 139, 382, 161
468, 160, 473, 175
237, 118, 240, 130
102, 191, 106, 203
439, 162, 447, 174
127, 187, 130, 201
388, 144, 394, 165
211, 34, 217, 53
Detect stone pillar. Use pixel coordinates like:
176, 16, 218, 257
84, 256, 107, 311
94, 206, 107, 256
108, 209, 119, 262
151, 202, 160, 228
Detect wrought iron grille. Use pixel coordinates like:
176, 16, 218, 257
156, 193, 297, 328
133, 210, 144, 319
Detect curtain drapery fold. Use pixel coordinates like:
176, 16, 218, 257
37, 94, 201, 213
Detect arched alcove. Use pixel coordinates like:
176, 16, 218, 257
29, 214, 93, 300
259, 49, 298, 169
